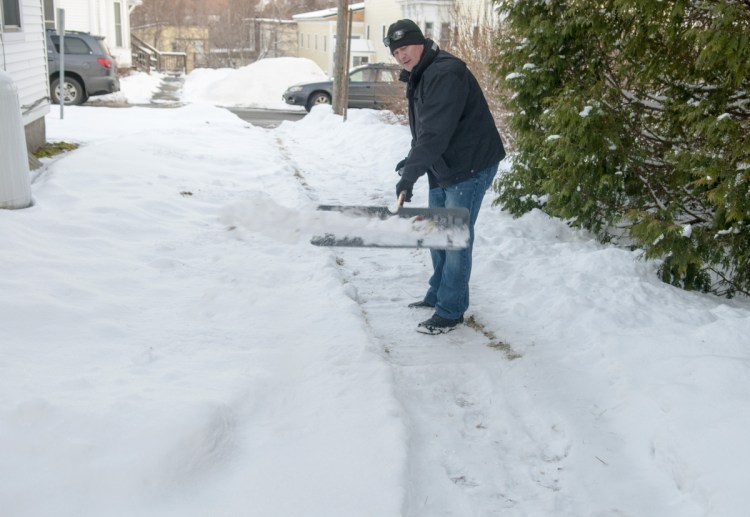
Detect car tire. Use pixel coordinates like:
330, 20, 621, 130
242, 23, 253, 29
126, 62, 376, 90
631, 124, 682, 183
305, 91, 331, 112
51, 76, 85, 105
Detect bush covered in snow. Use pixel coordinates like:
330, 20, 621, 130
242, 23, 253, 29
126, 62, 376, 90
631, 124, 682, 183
493, 0, 750, 297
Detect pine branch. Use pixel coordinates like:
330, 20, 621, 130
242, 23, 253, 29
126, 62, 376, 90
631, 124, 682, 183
709, 266, 750, 297
674, 192, 712, 225
637, 174, 669, 211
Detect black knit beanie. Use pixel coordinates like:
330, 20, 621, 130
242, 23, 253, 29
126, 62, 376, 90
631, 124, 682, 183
385, 19, 426, 54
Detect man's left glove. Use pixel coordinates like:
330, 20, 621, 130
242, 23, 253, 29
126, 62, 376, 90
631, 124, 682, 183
395, 158, 407, 177
396, 177, 414, 202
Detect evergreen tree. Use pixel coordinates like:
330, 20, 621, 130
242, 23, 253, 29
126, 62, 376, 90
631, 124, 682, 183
494, 0, 750, 296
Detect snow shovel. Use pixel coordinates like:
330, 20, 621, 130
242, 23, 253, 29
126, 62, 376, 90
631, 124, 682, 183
310, 192, 470, 249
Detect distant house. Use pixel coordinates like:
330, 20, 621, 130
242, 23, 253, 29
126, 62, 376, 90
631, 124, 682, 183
132, 24, 208, 72
362, 0, 401, 65
366, 0, 498, 63
52, 0, 134, 68
287, 0, 496, 76
362, 0, 499, 65
293, 2, 373, 77
1, 0, 50, 152
247, 17, 297, 60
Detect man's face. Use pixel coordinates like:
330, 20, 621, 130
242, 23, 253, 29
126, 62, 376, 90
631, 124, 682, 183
392, 44, 423, 72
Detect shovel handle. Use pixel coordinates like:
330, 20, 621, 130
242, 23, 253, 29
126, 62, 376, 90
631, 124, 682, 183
389, 191, 407, 215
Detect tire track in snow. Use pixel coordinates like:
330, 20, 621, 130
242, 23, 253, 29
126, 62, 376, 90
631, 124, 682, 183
273, 135, 317, 200
329, 247, 573, 516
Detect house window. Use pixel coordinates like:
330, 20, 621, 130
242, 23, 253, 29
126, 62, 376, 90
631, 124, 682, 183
113, 2, 123, 47
314, 33, 318, 50
323, 35, 326, 52
439, 22, 451, 48
352, 56, 368, 67
424, 22, 433, 39
43, 0, 54, 29
2, 0, 22, 29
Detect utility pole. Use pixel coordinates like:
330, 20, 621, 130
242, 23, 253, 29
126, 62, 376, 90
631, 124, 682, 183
332, 0, 349, 117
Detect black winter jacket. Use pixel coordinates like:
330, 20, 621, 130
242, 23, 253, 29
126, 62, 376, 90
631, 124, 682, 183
399, 40, 505, 189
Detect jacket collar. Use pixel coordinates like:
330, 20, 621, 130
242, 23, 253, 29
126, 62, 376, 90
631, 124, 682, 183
399, 39, 439, 85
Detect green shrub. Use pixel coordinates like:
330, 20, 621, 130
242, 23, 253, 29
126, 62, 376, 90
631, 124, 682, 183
493, 0, 750, 296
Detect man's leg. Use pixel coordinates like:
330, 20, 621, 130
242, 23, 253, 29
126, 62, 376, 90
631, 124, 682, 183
432, 164, 499, 320
423, 187, 447, 307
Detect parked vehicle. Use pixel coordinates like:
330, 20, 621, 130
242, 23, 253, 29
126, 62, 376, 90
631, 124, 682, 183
282, 63, 404, 112
46, 29, 120, 105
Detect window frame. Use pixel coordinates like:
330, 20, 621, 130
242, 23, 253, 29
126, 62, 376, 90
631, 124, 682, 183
2, 0, 23, 30
113, 1, 123, 47
43, 0, 54, 29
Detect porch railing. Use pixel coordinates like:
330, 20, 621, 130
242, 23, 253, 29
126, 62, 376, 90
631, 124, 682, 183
131, 34, 187, 73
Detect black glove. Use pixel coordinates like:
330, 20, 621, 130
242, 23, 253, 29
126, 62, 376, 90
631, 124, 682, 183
396, 177, 414, 202
395, 158, 406, 176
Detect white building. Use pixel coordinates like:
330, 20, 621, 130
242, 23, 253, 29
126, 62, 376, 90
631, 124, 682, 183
1, 0, 50, 151
363, 0, 499, 66
51, 0, 135, 68
293, 2, 373, 77
362, 0, 401, 65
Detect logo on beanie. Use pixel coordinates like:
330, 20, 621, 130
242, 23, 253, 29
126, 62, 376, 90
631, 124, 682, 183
384, 19, 426, 53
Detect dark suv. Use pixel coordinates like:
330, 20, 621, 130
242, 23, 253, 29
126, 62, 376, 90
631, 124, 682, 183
46, 29, 120, 105
282, 63, 404, 112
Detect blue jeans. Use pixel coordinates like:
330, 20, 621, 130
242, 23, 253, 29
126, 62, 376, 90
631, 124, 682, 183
423, 164, 499, 320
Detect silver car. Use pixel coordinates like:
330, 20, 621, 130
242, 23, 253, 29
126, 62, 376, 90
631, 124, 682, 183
46, 29, 120, 105
282, 63, 404, 112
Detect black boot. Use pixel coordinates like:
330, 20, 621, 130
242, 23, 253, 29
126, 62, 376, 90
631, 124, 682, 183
408, 300, 434, 309
417, 314, 464, 335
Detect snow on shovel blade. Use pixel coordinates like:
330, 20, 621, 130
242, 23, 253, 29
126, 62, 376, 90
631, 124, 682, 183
310, 204, 470, 249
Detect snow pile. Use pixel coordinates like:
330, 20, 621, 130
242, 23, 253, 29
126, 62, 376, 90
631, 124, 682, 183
1, 58, 749, 517
182, 57, 327, 108
88, 70, 162, 106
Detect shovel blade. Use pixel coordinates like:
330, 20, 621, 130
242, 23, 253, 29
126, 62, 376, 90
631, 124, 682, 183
309, 234, 468, 249
316, 204, 470, 227
311, 204, 470, 249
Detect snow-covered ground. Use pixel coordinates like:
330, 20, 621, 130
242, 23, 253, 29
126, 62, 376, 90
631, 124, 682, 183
2, 59, 749, 517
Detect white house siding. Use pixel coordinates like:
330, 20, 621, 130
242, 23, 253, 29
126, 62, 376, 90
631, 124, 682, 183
395, 0, 454, 46
295, 17, 335, 74
365, 0, 498, 64
1, 0, 50, 145
294, 4, 368, 77
289, 0, 499, 73
458, 0, 500, 24
54, 0, 132, 68
363, 0, 401, 65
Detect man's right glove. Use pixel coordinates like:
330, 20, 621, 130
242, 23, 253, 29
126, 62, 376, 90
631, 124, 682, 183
396, 177, 414, 202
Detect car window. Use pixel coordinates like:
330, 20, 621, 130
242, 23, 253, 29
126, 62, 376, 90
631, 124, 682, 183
50, 35, 93, 55
378, 69, 399, 83
349, 69, 376, 82
95, 37, 111, 55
